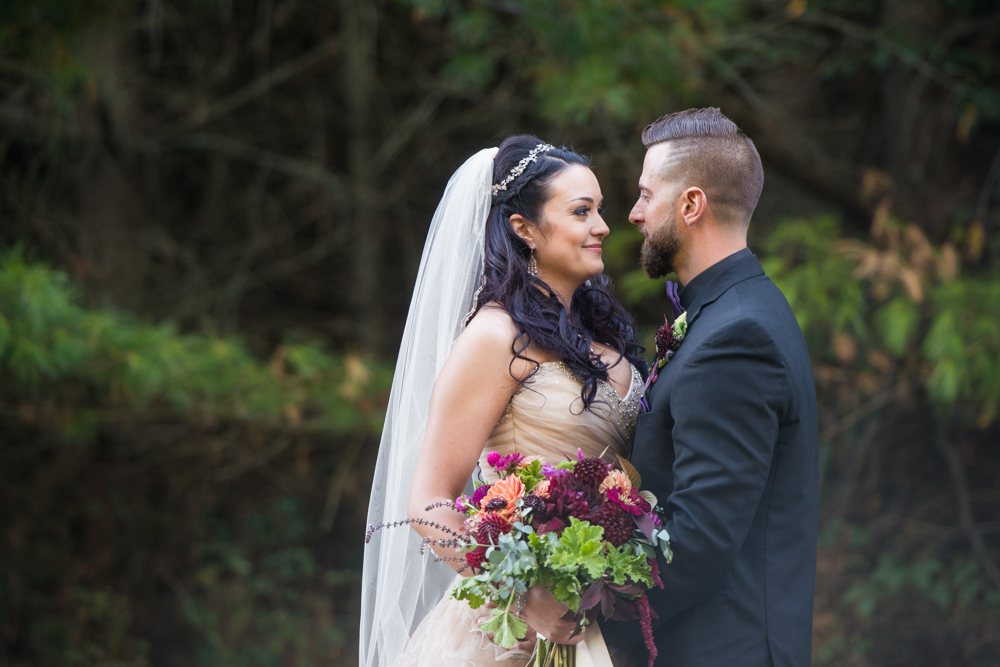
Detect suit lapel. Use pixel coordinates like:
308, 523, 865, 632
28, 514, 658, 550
645, 253, 766, 410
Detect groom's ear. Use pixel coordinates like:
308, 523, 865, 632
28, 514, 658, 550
680, 186, 708, 227
509, 213, 536, 248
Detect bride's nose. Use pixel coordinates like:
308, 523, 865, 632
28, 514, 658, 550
592, 213, 610, 238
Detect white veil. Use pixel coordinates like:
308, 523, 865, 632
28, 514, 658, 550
360, 147, 498, 667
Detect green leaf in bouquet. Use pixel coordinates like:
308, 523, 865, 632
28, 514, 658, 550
450, 577, 486, 609
517, 459, 545, 491
555, 460, 576, 472
551, 572, 583, 611
479, 608, 527, 650
488, 546, 503, 565
606, 544, 653, 587
550, 518, 607, 580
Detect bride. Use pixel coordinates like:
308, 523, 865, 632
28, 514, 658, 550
361, 136, 647, 667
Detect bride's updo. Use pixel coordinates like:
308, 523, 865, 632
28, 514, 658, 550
477, 135, 647, 410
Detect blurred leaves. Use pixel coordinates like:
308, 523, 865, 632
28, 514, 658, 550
0, 248, 388, 666
0, 248, 389, 436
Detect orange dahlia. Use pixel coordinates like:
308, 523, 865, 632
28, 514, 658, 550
480, 475, 524, 519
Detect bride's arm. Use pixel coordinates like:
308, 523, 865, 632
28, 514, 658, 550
406, 308, 525, 572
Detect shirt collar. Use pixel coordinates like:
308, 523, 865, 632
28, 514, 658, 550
679, 247, 752, 311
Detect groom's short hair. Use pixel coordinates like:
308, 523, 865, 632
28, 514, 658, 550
642, 108, 764, 230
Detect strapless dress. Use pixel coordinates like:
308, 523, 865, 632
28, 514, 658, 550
393, 361, 644, 667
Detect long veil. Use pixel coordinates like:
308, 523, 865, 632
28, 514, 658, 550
360, 147, 498, 667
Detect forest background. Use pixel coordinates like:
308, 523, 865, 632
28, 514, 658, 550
1, 0, 999, 665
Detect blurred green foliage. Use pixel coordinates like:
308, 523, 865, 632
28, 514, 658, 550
0, 248, 388, 437
0, 249, 388, 666
762, 216, 1000, 427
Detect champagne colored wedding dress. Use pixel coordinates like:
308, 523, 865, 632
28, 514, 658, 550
393, 361, 644, 667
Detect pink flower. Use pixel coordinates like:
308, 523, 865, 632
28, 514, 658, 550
486, 451, 523, 475
607, 487, 651, 516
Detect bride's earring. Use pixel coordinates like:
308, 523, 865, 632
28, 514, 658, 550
527, 250, 538, 276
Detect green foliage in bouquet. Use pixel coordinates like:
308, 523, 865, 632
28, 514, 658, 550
453, 516, 656, 649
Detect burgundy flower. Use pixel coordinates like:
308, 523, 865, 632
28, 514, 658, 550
635, 592, 659, 667
477, 513, 512, 546
466, 545, 487, 569
595, 501, 635, 546
574, 456, 611, 488
654, 316, 675, 358
544, 471, 602, 523
520, 493, 548, 524
483, 497, 508, 513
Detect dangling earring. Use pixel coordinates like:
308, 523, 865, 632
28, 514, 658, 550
527, 250, 538, 276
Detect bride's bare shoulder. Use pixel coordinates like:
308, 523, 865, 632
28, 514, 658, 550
459, 304, 545, 381
460, 303, 517, 352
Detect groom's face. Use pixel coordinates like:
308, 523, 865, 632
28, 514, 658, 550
630, 143, 684, 278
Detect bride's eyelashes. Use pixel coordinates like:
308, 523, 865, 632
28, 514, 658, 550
571, 205, 607, 217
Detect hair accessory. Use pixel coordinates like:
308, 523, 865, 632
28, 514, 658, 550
491, 143, 555, 196
527, 250, 538, 276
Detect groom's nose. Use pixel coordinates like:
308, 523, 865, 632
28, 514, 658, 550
629, 200, 644, 226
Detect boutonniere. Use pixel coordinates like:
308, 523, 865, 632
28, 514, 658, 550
640, 281, 686, 412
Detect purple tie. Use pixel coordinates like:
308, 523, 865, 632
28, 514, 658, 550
665, 281, 683, 319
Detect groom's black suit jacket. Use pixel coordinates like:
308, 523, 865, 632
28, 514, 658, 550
602, 249, 819, 666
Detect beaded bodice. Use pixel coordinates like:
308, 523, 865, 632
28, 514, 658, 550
479, 361, 644, 484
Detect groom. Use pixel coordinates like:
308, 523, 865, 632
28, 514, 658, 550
601, 108, 820, 666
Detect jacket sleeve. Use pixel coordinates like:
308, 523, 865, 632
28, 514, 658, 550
605, 318, 787, 648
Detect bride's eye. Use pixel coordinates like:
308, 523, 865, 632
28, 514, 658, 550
573, 207, 589, 216
597, 206, 606, 216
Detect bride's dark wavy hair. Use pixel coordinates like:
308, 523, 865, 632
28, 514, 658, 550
474, 135, 647, 411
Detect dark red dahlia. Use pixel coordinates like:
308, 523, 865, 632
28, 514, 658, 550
520, 493, 548, 523
574, 456, 611, 487
477, 513, 512, 546
483, 497, 508, 513
466, 545, 487, 569
471, 484, 492, 509
596, 501, 635, 546
545, 471, 601, 522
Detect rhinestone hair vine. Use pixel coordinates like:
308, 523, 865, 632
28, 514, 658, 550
491, 143, 555, 196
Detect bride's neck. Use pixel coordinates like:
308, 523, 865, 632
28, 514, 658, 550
534, 272, 580, 314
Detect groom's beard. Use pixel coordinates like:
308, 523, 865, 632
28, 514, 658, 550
640, 212, 683, 278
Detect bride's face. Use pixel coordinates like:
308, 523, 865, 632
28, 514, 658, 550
528, 165, 609, 286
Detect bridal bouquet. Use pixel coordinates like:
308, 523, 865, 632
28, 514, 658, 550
451, 450, 673, 667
